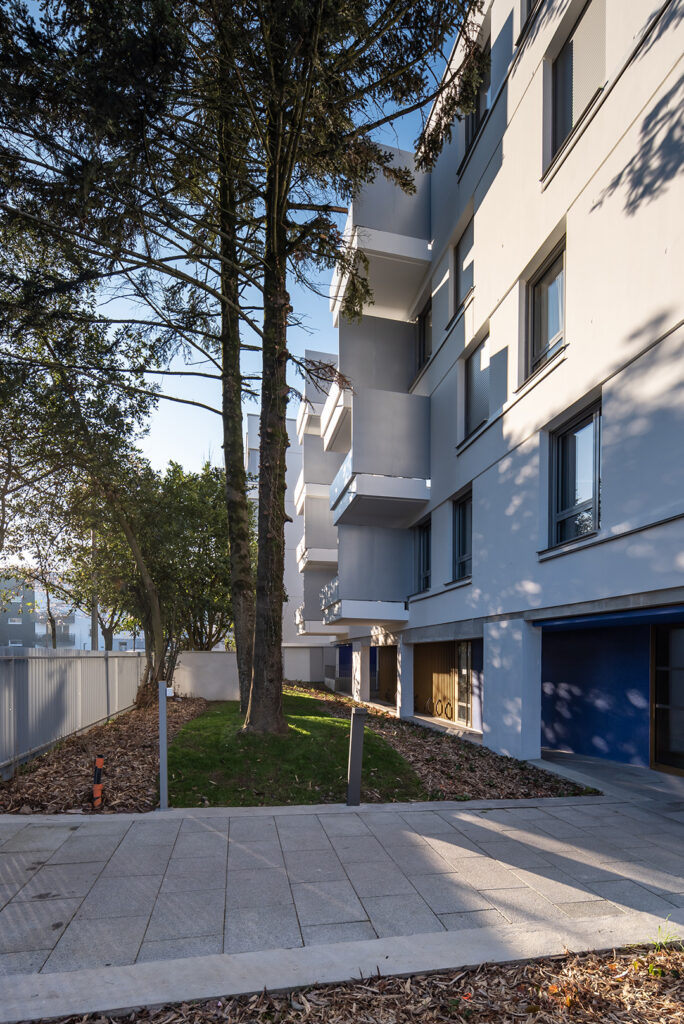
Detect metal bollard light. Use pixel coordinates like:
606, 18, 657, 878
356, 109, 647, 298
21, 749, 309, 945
346, 706, 368, 806
158, 680, 169, 811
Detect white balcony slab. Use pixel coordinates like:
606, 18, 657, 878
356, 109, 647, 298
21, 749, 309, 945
321, 385, 352, 454
332, 475, 430, 527
296, 548, 338, 573
294, 481, 330, 516
296, 401, 324, 443
322, 600, 409, 627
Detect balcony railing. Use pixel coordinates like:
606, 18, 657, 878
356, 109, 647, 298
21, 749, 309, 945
320, 575, 340, 612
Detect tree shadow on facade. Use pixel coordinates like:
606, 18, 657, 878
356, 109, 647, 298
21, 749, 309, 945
592, 71, 684, 217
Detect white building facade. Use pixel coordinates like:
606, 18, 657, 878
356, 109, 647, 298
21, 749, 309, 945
295, 0, 684, 771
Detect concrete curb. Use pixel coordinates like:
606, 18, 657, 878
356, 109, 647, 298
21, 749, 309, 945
1, 909, 682, 1024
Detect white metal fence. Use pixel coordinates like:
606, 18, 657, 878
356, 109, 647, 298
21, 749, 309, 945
0, 648, 145, 777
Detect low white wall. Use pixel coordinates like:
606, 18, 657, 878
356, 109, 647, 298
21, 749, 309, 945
174, 651, 240, 701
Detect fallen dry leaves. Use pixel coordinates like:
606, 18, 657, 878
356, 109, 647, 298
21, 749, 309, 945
287, 684, 594, 800
38, 945, 684, 1024
0, 698, 207, 814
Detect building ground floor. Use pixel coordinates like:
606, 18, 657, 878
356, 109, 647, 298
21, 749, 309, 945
330, 598, 684, 776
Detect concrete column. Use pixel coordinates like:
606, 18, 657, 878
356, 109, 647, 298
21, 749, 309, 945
396, 638, 414, 719
351, 643, 370, 702
482, 619, 542, 760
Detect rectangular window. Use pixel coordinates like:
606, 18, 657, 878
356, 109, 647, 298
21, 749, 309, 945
529, 244, 565, 375
551, 405, 601, 546
453, 492, 473, 580
454, 218, 474, 312
552, 0, 606, 156
7, 617, 22, 625
465, 41, 491, 152
414, 519, 431, 593
415, 300, 432, 374
456, 641, 472, 726
465, 336, 490, 437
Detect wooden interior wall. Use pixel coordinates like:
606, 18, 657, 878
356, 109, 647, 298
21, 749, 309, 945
377, 646, 398, 703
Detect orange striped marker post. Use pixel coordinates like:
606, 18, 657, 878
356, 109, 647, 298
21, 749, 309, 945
92, 755, 104, 810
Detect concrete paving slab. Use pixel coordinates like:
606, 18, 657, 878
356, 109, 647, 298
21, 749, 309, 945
291, 880, 366, 926
47, 835, 122, 865
171, 833, 227, 860
227, 840, 284, 871
275, 814, 325, 831
556, 900, 625, 919
228, 817, 278, 842
225, 868, 293, 908
277, 829, 332, 852
282, 849, 346, 884
387, 844, 455, 876
100, 843, 173, 878
75, 875, 163, 921
1, 827, 75, 854
439, 909, 508, 930
301, 922, 377, 945
362, 893, 444, 937
589, 878, 683, 914
400, 812, 460, 836
0, 883, 20, 908
12, 863, 103, 902
125, 822, 181, 845
224, 904, 302, 954
475, 840, 554, 869
447, 856, 528, 890
43, 916, 149, 973
145, 890, 225, 942
161, 856, 227, 893
601, 859, 684, 896
0, 898, 81, 953
329, 835, 393, 865
0, 853, 48, 887
510, 867, 603, 904
427, 833, 487, 859
317, 813, 371, 837
178, 817, 229, 835
344, 860, 416, 898
0, 951, 49, 977
410, 873, 493, 914
480, 887, 570, 924
2, 908, 684, 1022
137, 935, 223, 963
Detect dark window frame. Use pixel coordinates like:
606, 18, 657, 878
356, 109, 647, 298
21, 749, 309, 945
415, 299, 432, 376
550, 404, 601, 547
452, 491, 473, 581
527, 242, 565, 379
414, 518, 432, 593
464, 335, 490, 439
464, 39, 491, 154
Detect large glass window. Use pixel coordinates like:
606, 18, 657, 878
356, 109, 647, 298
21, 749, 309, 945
530, 245, 565, 375
414, 519, 431, 593
454, 218, 474, 312
465, 336, 489, 437
453, 492, 472, 580
551, 406, 601, 545
415, 300, 432, 375
552, 0, 606, 157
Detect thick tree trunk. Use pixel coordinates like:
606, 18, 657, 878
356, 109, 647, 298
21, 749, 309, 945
243, 166, 289, 735
218, 151, 255, 715
102, 625, 113, 651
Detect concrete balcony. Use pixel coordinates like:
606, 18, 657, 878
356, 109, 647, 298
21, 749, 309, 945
295, 603, 344, 637
296, 536, 338, 573
320, 577, 409, 628
330, 148, 430, 324
296, 400, 324, 444
329, 389, 430, 527
320, 383, 352, 453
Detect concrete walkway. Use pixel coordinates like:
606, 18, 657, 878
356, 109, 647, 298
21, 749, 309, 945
1, 770, 684, 1021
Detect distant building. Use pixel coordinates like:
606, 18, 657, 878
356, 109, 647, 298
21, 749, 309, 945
0, 579, 37, 648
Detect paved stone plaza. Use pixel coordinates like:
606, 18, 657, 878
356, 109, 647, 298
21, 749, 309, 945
1, 789, 684, 977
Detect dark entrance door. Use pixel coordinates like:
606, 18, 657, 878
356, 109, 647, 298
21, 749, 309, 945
653, 626, 684, 773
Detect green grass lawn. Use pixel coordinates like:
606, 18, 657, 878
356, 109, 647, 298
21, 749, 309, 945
168, 691, 428, 807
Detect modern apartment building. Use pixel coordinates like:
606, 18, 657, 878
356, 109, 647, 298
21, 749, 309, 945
295, 0, 684, 772
0, 580, 37, 648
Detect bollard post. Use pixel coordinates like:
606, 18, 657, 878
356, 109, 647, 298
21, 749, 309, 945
158, 680, 168, 811
346, 707, 367, 806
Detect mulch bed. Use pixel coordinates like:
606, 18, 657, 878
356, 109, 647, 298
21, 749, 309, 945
288, 684, 596, 800
0, 698, 207, 815
35, 945, 684, 1023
